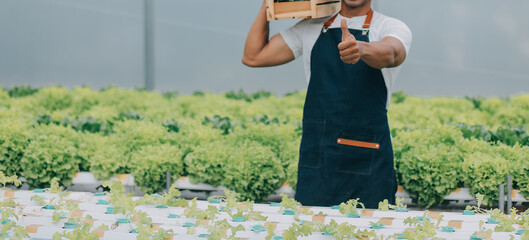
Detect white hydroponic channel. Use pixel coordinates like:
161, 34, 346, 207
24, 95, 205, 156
0, 189, 526, 240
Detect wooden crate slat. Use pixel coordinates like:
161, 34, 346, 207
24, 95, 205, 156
315, 0, 339, 4
310, 0, 317, 19
274, 1, 311, 15
274, 10, 312, 20
266, 0, 276, 20
315, 1, 341, 18
267, 0, 341, 21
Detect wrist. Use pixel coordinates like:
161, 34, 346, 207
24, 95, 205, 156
356, 41, 369, 57
357, 41, 367, 58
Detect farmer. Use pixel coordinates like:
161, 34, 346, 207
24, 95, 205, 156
242, 0, 412, 208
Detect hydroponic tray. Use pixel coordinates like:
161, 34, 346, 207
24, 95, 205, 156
1, 188, 527, 240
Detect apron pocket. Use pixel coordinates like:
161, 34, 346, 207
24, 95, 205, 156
299, 120, 325, 168
336, 132, 378, 175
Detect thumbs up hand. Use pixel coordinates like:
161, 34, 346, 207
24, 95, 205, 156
338, 18, 361, 64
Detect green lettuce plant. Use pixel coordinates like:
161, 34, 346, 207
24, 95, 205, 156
461, 149, 513, 207
89, 136, 127, 180
393, 125, 464, 207
0, 121, 29, 177
221, 140, 285, 202
183, 139, 230, 188
29, 86, 72, 112
21, 125, 79, 188
68, 87, 100, 115
6, 85, 38, 98
130, 144, 184, 194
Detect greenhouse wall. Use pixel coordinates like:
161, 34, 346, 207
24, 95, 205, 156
0, 0, 528, 96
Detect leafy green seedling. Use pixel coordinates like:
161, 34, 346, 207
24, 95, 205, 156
378, 198, 407, 211
471, 220, 493, 239
97, 224, 109, 231
0, 208, 18, 224
493, 208, 517, 232
184, 198, 218, 220
52, 211, 67, 224
282, 221, 314, 240
370, 221, 385, 229
339, 198, 365, 217
103, 180, 136, 215
0, 172, 21, 190
53, 223, 99, 240
186, 226, 196, 235
402, 211, 443, 240
465, 193, 486, 214
298, 207, 313, 216
31, 195, 47, 206
224, 189, 240, 209
48, 177, 69, 199
207, 196, 221, 204
0, 199, 16, 208
265, 222, 278, 240
279, 194, 300, 213
379, 199, 391, 211
326, 219, 359, 240
394, 197, 408, 211
0, 220, 29, 240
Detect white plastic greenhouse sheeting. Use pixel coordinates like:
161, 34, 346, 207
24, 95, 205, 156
0, 189, 527, 240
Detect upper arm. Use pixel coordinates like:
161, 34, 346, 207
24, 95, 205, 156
243, 19, 307, 68
381, 36, 407, 67
249, 33, 296, 67
379, 18, 412, 68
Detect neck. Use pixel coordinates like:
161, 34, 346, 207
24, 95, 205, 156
340, 2, 371, 18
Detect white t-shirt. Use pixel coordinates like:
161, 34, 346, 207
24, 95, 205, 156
280, 11, 412, 109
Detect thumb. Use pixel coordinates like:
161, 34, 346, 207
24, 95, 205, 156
341, 18, 353, 41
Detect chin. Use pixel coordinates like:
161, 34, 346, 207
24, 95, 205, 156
343, 0, 370, 8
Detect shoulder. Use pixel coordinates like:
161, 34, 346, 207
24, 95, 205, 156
371, 12, 411, 35
290, 16, 328, 30
281, 16, 328, 40
371, 12, 412, 53
280, 16, 329, 58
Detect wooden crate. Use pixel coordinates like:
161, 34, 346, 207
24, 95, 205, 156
266, 0, 341, 21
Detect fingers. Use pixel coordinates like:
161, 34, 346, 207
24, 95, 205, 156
339, 51, 360, 64
338, 41, 357, 51
339, 18, 360, 64
339, 46, 359, 57
340, 56, 360, 64
341, 18, 356, 42
340, 55, 360, 64
341, 19, 351, 41
338, 41, 360, 64
338, 40, 360, 64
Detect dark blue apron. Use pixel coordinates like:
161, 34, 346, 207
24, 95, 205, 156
295, 10, 397, 209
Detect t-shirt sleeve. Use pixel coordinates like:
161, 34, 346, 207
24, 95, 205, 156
379, 18, 412, 55
279, 19, 308, 59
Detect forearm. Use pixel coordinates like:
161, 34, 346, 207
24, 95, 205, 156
358, 41, 397, 69
242, 2, 270, 65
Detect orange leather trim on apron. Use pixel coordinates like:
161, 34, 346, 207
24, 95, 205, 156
323, 8, 374, 31
337, 138, 380, 149
324, 14, 338, 29
362, 9, 374, 29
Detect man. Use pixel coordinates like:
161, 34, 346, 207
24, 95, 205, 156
242, 0, 412, 208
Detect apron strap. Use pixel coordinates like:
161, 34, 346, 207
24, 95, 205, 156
362, 9, 374, 29
323, 9, 374, 31
323, 14, 339, 30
